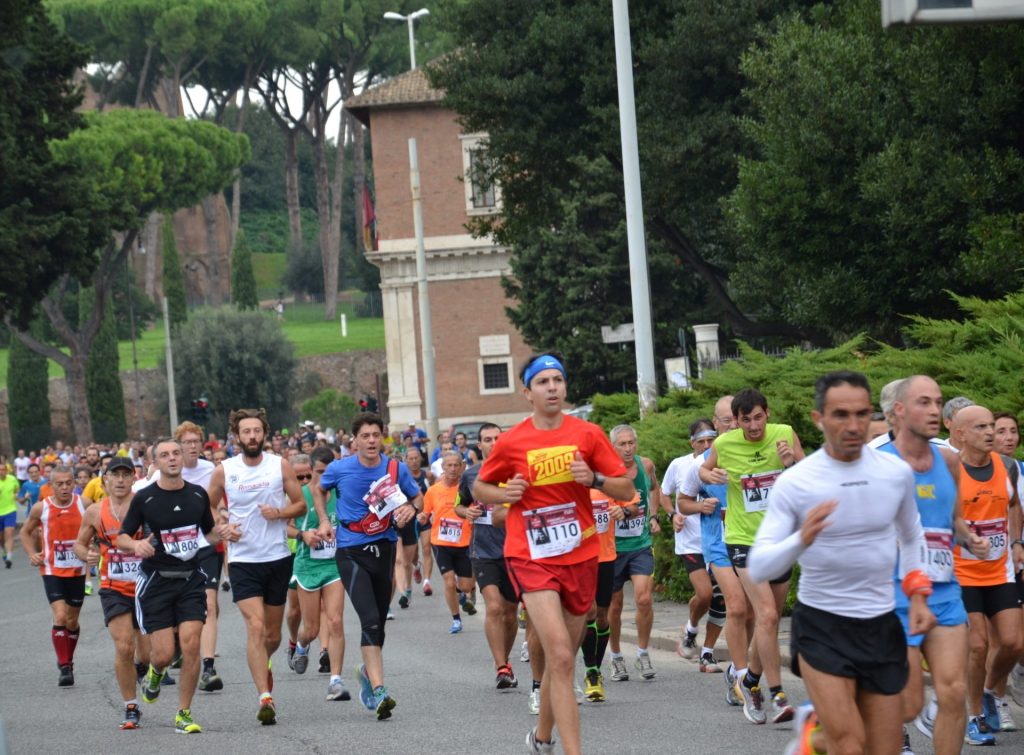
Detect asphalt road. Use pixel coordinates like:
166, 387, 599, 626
0, 557, 990, 754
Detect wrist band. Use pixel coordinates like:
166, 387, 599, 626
901, 569, 933, 598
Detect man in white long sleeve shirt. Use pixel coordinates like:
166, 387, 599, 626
748, 370, 936, 755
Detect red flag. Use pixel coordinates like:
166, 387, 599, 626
363, 183, 378, 251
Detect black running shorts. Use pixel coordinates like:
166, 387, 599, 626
230, 556, 294, 606
961, 583, 1021, 618
473, 557, 517, 604
595, 560, 615, 609
42, 574, 85, 607
433, 545, 472, 579
198, 549, 223, 590
100, 588, 138, 628
134, 569, 208, 634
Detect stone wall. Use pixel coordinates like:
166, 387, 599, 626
0, 350, 386, 454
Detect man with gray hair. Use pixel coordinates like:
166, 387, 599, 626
937, 396, 974, 450
867, 378, 907, 449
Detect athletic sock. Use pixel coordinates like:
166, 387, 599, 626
734, 666, 747, 682
532, 680, 542, 691
52, 625, 68, 666
769, 685, 783, 697
260, 691, 272, 702
452, 613, 461, 621
295, 642, 308, 655
125, 698, 138, 708
595, 625, 610, 667
289, 640, 296, 651
685, 621, 698, 635
67, 629, 79, 662
202, 657, 215, 672
636, 647, 648, 658
330, 674, 342, 684
701, 646, 714, 656
743, 670, 761, 689
581, 621, 599, 668
610, 651, 624, 661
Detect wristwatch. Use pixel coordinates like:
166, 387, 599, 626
590, 471, 606, 490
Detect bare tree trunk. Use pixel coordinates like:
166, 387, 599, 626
230, 88, 252, 247
327, 111, 347, 306
142, 212, 161, 299
285, 130, 303, 255
352, 113, 366, 255
64, 349, 93, 444
310, 127, 339, 320
200, 196, 223, 306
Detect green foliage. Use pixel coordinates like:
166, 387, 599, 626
0, 0, 109, 326
79, 288, 126, 443
165, 309, 296, 433
7, 319, 51, 450
284, 240, 327, 297
161, 217, 187, 328
240, 208, 319, 254
299, 389, 359, 432
231, 230, 259, 311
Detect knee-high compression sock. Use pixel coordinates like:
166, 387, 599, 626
67, 628, 80, 663
52, 625, 68, 666
581, 621, 599, 669
595, 624, 611, 668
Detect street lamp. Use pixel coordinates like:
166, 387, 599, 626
383, 8, 430, 70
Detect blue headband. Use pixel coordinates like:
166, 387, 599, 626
523, 355, 566, 387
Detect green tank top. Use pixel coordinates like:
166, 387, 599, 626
293, 486, 338, 573
614, 460, 652, 553
715, 424, 794, 546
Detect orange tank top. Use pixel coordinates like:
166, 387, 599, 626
98, 497, 143, 596
954, 453, 1014, 587
40, 495, 86, 577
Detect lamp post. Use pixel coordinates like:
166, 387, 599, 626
383, 8, 430, 70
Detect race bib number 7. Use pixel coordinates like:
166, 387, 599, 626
160, 525, 207, 561
740, 471, 781, 513
523, 502, 580, 560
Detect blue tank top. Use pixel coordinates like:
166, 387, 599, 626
878, 441, 960, 607
698, 449, 728, 550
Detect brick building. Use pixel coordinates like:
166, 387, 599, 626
346, 67, 533, 431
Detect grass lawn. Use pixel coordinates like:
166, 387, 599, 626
252, 252, 288, 300
0, 301, 383, 386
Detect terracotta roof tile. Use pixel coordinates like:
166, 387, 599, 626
345, 66, 444, 123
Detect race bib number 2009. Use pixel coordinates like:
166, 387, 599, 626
523, 502, 580, 559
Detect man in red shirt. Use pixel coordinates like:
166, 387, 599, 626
474, 353, 633, 755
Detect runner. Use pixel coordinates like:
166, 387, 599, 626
314, 412, 423, 720
0, 463, 18, 567
290, 446, 349, 701
878, 376, 983, 754
606, 424, 664, 682
748, 370, 936, 755
16, 463, 44, 514
418, 451, 477, 633
700, 388, 802, 723
952, 404, 1024, 744
72, 457, 148, 729
662, 419, 725, 672
206, 408, 307, 726
993, 411, 1024, 712
117, 437, 218, 735
395, 446, 430, 610
454, 422, 521, 688
472, 353, 633, 755
19, 465, 86, 686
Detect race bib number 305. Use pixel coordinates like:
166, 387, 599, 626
740, 471, 780, 513
160, 525, 207, 561
523, 502, 580, 559
961, 518, 1007, 561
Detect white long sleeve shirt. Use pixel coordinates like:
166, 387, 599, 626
748, 445, 927, 619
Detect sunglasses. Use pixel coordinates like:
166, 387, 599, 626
296, 473, 313, 482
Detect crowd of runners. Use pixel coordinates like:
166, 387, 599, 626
4, 358, 1024, 753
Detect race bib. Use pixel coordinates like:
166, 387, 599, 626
438, 517, 464, 544
53, 539, 83, 569
476, 503, 494, 526
740, 471, 781, 513
108, 548, 142, 582
160, 525, 207, 561
961, 518, 1008, 561
616, 508, 646, 538
363, 474, 408, 520
310, 536, 337, 560
592, 498, 610, 534
523, 502, 580, 560
922, 527, 954, 582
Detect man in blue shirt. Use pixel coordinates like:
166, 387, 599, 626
314, 413, 422, 721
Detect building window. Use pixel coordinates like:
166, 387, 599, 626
460, 133, 502, 216
478, 357, 514, 395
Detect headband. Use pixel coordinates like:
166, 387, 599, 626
523, 355, 566, 388
692, 429, 718, 441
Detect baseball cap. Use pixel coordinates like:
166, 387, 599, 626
106, 456, 135, 474
303, 420, 315, 428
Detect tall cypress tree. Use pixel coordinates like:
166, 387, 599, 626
162, 216, 187, 328
231, 229, 259, 311
79, 288, 126, 443
7, 319, 51, 450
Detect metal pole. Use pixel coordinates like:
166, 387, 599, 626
409, 138, 438, 443
125, 254, 145, 438
407, 16, 417, 70
162, 296, 178, 432
612, 0, 658, 417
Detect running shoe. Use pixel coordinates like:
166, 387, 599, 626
357, 664, 375, 711
783, 702, 819, 755
398, 589, 411, 609
120, 703, 141, 730
585, 670, 606, 703
1010, 665, 1024, 708
901, 725, 915, 754
496, 663, 517, 690
141, 666, 163, 703
914, 697, 936, 739
526, 727, 556, 754
740, 682, 767, 724
423, 580, 433, 596
84, 581, 93, 596
319, 650, 330, 674
981, 691, 1000, 733
58, 664, 74, 687
574, 677, 585, 705
770, 690, 795, 724
326, 678, 351, 701
413, 561, 422, 584
964, 716, 995, 746
257, 695, 276, 725
292, 647, 309, 674
698, 652, 723, 673
996, 698, 1017, 731
160, 670, 175, 686
634, 652, 655, 680
724, 664, 742, 706
458, 591, 468, 609
677, 630, 699, 660
386, 608, 395, 620
517, 607, 527, 629
449, 618, 463, 634
520, 640, 530, 662
463, 598, 477, 616
221, 580, 231, 592
528, 688, 541, 715
198, 668, 223, 692
373, 686, 395, 720
287, 644, 296, 670
174, 708, 201, 734
610, 656, 629, 682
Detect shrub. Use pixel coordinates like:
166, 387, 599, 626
299, 389, 359, 432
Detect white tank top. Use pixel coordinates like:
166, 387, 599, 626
222, 453, 290, 563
